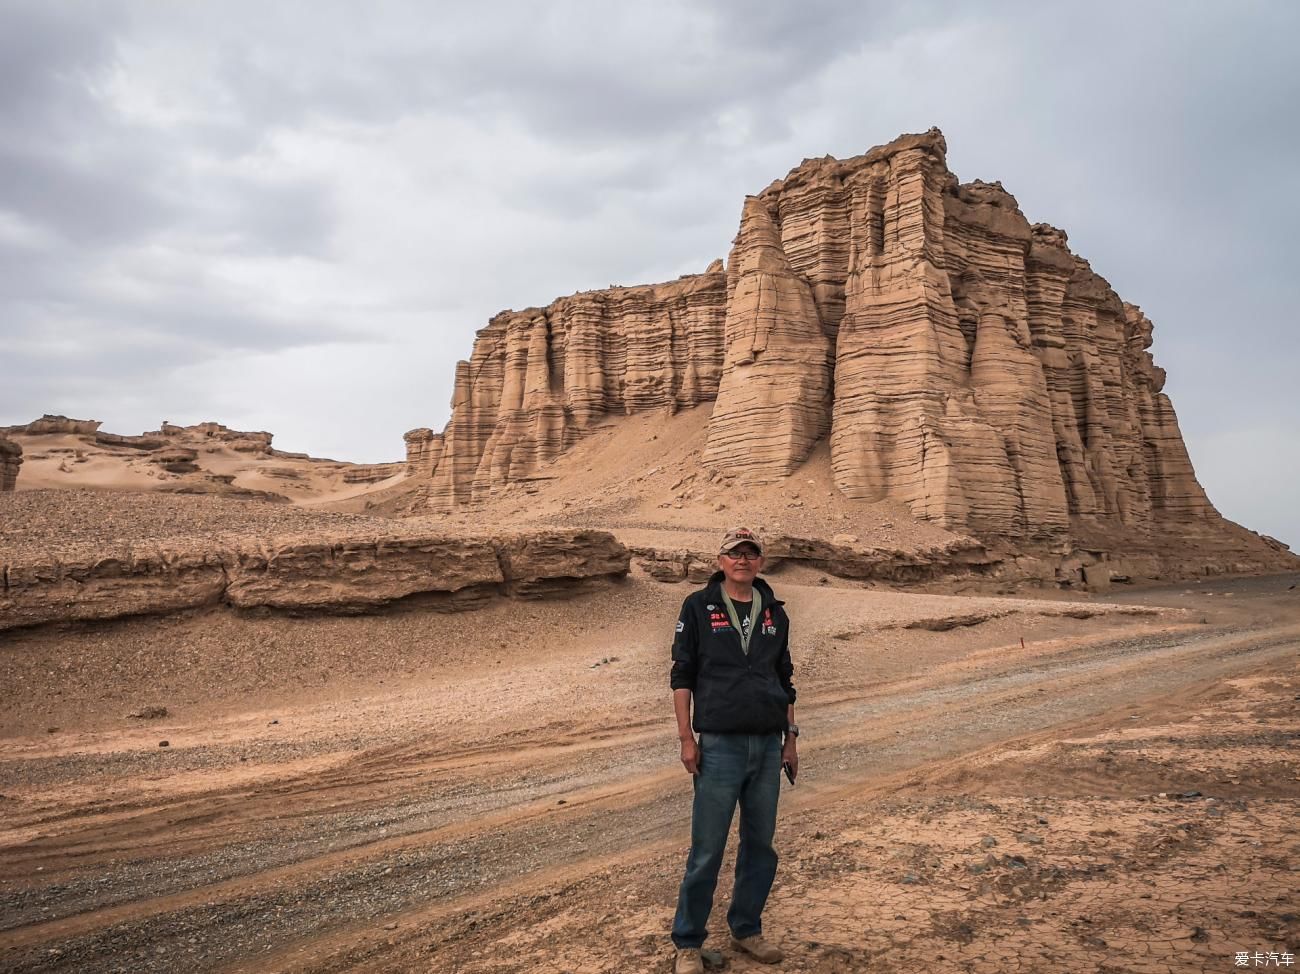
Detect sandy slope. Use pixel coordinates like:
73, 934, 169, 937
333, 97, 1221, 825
11, 430, 413, 509
1, 571, 1297, 972
431, 405, 963, 555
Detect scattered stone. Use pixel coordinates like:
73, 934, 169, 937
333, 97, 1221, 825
127, 706, 169, 720
700, 947, 725, 968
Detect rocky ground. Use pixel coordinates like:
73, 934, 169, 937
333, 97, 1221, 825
0, 490, 452, 564
1, 567, 1297, 973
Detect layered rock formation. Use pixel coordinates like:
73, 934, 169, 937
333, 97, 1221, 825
407, 129, 1271, 565
632, 532, 995, 586
2, 415, 102, 436
4, 417, 404, 504
404, 428, 443, 477
0, 527, 629, 632
426, 272, 727, 508
342, 462, 405, 484
0, 436, 21, 491
727, 129, 1215, 542
153, 421, 274, 454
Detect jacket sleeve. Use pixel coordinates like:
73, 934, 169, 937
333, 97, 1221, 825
777, 622, 796, 704
669, 597, 698, 691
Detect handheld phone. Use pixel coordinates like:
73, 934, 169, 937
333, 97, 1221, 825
782, 761, 795, 785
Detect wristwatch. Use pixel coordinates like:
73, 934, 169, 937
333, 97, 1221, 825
786, 724, 799, 738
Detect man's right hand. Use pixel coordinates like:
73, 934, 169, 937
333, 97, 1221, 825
680, 736, 700, 776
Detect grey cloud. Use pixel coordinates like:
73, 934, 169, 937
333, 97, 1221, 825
176, 0, 923, 146
1, 0, 1296, 546
0, 1, 122, 131
0, 142, 173, 245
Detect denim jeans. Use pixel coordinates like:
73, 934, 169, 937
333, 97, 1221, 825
671, 731, 782, 949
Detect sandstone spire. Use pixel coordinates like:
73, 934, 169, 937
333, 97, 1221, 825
703, 196, 832, 476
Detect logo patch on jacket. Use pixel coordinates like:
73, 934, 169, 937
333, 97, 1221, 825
762, 608, 776, 636
676, 620, 685, 633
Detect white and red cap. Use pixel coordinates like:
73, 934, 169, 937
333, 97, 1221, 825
719, 526, 763, 554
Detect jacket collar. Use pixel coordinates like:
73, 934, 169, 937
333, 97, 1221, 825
706, 570, 781, 605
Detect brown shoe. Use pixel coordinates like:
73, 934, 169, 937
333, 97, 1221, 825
674, 947, 705, 974
730, 933, 783, 963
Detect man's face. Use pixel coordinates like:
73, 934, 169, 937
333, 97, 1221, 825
718, 543, 764, 587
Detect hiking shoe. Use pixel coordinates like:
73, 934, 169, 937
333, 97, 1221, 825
730, 933, 783, 963
674, 947, 705, 974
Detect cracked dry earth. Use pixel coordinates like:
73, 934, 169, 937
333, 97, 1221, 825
1, 571, 1297, 973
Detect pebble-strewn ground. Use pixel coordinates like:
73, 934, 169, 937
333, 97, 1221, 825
1, 571, 1296, 973
0, 489, 458, 563
358, 636, 1299, 974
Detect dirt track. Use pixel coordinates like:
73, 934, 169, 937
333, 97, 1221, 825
2, 571, 1297, 973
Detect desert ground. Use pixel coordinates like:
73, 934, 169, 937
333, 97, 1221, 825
2, 557, 1296, 973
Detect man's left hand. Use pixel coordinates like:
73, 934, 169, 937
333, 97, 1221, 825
781, 736, 798, 782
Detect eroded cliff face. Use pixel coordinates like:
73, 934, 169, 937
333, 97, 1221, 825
743, 129, 1216, 541
413, 129, 1231, 551
702, 197, 833, 475
425, 272, 727, 509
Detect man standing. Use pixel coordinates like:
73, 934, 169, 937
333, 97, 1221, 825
669, 527, 798, 973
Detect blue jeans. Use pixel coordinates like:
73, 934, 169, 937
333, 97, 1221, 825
671, 731, 782, 949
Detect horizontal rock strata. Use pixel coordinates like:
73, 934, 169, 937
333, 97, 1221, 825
404, 428, 443, 477
630, 534, 998, 587
424, 271, 727, 509
0, 529, 629, 632
153, 421, 274, 454
1, 415, 102, 436
629, 529, 1287, 592
749, 130, 1214, 541
342, 462, 405, 484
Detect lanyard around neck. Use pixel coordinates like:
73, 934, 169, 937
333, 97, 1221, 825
720, 588, 762, 655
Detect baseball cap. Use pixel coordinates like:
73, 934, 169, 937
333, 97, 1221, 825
719, 526, 763, 554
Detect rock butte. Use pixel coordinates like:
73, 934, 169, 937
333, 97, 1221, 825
405, 128, 1278, 564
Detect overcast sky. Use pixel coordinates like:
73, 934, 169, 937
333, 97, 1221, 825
2, 0, 1297, 546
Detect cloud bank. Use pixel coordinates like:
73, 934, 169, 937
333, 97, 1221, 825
2, 0, 1296, 544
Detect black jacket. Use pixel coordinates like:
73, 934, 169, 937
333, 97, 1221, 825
669, 571, 796, 734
